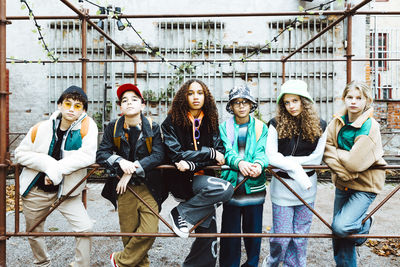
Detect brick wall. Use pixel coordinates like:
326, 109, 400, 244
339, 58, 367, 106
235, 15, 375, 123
387, 102, 400, 129
374, 101, 387, 126
374, 101, 400, 129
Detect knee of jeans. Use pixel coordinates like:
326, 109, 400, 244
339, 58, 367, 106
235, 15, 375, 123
331, 220, 348, 237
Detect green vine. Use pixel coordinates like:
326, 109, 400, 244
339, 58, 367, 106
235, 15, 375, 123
142, 62, 196, 103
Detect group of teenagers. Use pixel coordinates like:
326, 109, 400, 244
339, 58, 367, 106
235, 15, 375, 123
15, 78, 386, 267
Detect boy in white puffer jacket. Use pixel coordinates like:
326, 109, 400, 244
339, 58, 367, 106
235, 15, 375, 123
15, 86, 98, 267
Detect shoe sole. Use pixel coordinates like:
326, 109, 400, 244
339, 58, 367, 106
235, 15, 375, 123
110, 252, 119, 267
169, 213, 189, 238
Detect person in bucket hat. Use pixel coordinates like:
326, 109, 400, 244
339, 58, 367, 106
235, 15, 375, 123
276, 80, 313, 105
263, 79, 327, 267
219, 85, 268, 266
226, 85, 258, 114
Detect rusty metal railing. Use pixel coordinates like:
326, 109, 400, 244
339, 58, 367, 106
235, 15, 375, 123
3, 162, 400, 239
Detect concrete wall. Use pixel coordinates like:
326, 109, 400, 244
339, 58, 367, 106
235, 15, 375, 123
8, 0, 398, 154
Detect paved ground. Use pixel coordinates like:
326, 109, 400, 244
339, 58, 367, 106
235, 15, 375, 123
6, 182, 400, 266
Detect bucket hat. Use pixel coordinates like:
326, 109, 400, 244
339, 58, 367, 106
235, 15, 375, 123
276, 80, 314, 104
226, 85, 258, 114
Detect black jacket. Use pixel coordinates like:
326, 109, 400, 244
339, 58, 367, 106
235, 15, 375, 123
161, 114, 225, 200
96, 114, 167, 210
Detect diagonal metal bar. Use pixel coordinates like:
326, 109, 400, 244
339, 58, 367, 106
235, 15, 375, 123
362, 182, 400, 224
115, 175, 174, 232
268, 168, 333, 231
59, 0, 137, 62
282, 0, 372, 62
14, 165, 20, 233
27, 166, 98, 232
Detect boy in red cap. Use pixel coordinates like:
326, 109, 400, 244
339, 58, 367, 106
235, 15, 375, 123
96, 83, 167, 267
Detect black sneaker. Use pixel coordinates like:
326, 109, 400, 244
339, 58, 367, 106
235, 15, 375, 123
170, 207, 189, 238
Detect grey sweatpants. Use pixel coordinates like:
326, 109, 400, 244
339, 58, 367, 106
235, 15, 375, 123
176, 175, 234, 267
177, 175, 234, 228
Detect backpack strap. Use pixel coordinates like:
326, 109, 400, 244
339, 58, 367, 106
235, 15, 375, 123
113, 116, 153, 154
145, 116, 153, 154
254, 118, 264, 142
113, 117, 122, 150
226, 117, 263, 146
226, 117, 235, 146
30, 122, 43, 143
31, 117, 89, 144
80, 116, 89, 139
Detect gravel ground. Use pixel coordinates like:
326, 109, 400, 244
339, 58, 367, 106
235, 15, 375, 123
6, 182, 400, 266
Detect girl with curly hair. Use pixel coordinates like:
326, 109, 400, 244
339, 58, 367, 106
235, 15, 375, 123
161, 79, 233, 267
264, 80, 327, 267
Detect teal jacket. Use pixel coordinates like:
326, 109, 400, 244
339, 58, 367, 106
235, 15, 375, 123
219, 116, 269, 194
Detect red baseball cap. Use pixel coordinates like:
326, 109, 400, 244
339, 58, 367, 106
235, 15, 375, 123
117, 83, 143, 101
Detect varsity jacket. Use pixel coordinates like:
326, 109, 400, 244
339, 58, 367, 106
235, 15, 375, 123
96, 114, 167, 210
219, 116, 269, 194
15, 110, 98, 197
323, 107, 386, 194
161, 114, 225, 200
266, 118, 327, 206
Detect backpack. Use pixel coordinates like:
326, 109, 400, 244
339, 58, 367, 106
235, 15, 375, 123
225, 117, 264, 146
31, 116, 89, 143
113, 116, 153, 154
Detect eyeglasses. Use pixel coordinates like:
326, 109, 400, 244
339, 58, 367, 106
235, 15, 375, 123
232, 99, 250, 108
194, 118, 201, 140
62, 101, 83, 111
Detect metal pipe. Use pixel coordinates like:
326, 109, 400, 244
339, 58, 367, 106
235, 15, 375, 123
14, 165, 20, 233
362, 182, 400, 224
0, 0, 8, 263
6, 163, 400, 170
7, 10, 400, 21
81, 9, 88, 92
116, 175, 174, 232
5, 231, 400, 239
59, 0, 137, 63
346, 4, 353, 83
27, 167, 98, 232
282, 0, 373, 62
134, 61, 137, 85
7, 58, 400, 64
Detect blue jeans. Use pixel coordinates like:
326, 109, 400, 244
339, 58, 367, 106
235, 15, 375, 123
219, 204, 263, 267
331, 188, 376, 267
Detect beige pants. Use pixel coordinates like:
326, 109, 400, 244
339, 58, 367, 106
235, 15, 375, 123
22, 186, 93, 267
115, 184, 159, 267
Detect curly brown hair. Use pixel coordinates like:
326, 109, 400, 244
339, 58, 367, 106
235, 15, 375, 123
276, 96, 323, 142
168, 79, 219, 133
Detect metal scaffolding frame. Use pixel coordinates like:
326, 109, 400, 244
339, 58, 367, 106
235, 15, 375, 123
1, 0, 400, 265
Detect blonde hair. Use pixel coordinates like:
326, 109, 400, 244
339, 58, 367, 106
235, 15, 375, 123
342, 81, 373, 110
